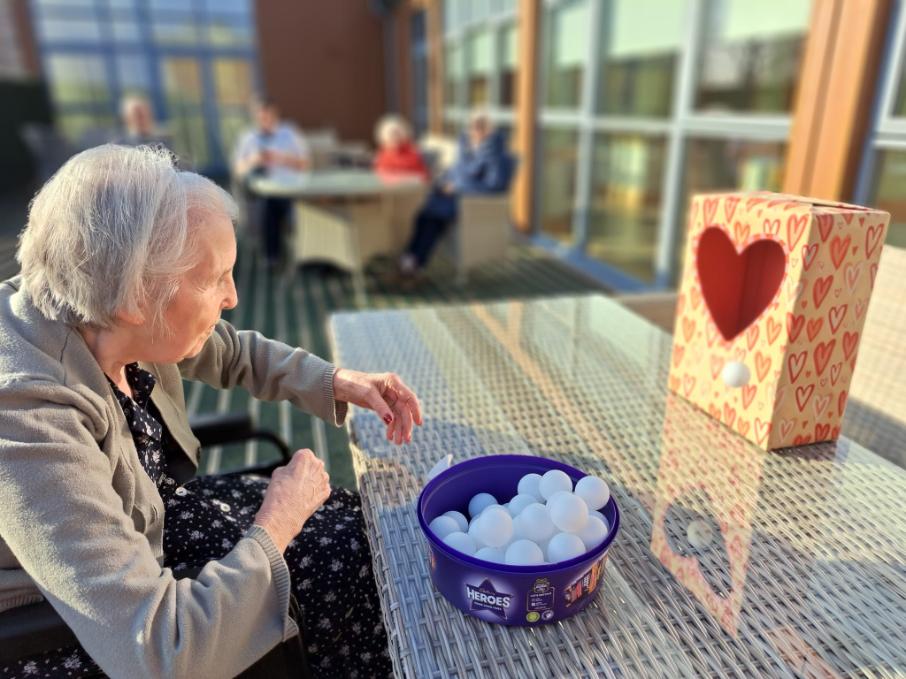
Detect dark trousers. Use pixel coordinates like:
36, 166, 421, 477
263, 197, 291, 263
406, 210, 452, 268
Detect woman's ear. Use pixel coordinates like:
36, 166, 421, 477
114, 305, 146, 326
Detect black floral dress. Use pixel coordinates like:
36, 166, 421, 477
2, 364, 391, 679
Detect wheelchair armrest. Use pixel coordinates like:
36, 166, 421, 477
189, 412, 255, 447
0, 601, 78, 663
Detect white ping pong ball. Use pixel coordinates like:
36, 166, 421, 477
517, 473, 543, 501
721, 361, 750, 388
547, 491, 589, 533
539, 469, 573, 500
574, 476, 610, 511
504, 539, 545, 566
468, 492, 497, 518
428, 515, 459, 540
546, 533, 585, 563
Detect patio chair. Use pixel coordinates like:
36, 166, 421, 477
19, 124, 74, 184
0, 412, 312, 679
418, 134, 515, 285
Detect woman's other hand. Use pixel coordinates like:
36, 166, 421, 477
333, 369, 423, 445
253, 449, 330, 552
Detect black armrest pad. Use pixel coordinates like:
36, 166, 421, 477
189, 412, 254, 448
0, 601, 78, 662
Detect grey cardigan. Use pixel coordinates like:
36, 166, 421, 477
0, 276, 347, 678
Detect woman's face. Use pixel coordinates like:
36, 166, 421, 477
153, 212, 238, 362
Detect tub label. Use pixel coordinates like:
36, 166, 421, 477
527, 577, 555, 621
466, 579, 513, 620
565, 556, 607, 608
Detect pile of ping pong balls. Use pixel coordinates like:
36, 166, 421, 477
428, 469, 611, 566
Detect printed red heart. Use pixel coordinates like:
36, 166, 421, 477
754, 418, 771, 445
802, 243, 819, 270
669, 375, 680, 392
724, 196, 740, 222
708, 404, 722, 420
865, 224, 884, 259
766, 317, 782, 344
812, 275, 833, 309
710, 355, 723, 379
870, 263, 879, 289
830, 235, 851, 269
747, 196, 768, 211
672, 346, 685, 367
855, 299, 866, 319
780, 419, 795, 439
755, 352, 771, 381
696, 227, 786, 341
813, 393, 831, 419
842, 213, 854, 225
683, 375, 696, 397
814, 423, 831, 441
816, 213, 834, 242
831, 426, 840, 439
793, 434, 813, 445
813, 339, 835, 376
763, 218, 781, 235
838, 390, 848, 416
732, 220, 749, 243
844, 263, 861, 292
786, 313, 805, 342
737, 418, 750, 437
806, 318, 823, 341
828, 304, 847, 333
787, 351, 807, 382
842, 331, 859, 360
742, 385, 757, 409
723, 403, 736, 427
786, 213, 809, 248
795, 384, 815, 412
703, 197, 719, 224
830, 362, 842, 385
746, 324, 759, 350
691, 286, 702, 309
682, 317, 696, 342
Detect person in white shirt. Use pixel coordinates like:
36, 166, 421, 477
232, 99, 311, 267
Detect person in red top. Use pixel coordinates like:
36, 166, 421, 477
373, 114, 429, 180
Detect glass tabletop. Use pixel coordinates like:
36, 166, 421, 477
249, 169, 425, 198
329, 294, 906, 678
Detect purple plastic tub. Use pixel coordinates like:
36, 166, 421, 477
417, 454, 620, 626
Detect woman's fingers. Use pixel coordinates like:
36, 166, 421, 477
386, 374, 423, 427
394, 398, 413, 444
363, 383, 396, 427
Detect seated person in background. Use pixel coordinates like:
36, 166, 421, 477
373, 114, 429, 180
399, 111, 514, 277
232, 99, 310, 268
115, 95, 174, 156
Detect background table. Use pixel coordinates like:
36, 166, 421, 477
251, 170, 426, 304
329, 294, 906, 678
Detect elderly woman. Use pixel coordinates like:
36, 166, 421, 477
372, 114, 428, 180
0, 145, 421, 678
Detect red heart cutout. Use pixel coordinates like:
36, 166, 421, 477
696, 227, 786, 341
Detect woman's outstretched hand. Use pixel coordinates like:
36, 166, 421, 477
333, 369, 423, 444
254, 449, 330, 552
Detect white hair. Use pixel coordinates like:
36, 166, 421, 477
17, 144, 238, 330
374, 114, 412, 147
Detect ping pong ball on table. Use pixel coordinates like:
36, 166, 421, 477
539, 469, 572, 500
547, 491, 589, 533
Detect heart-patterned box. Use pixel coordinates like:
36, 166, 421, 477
667, 191, 890, 450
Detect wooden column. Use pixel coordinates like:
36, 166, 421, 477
783, 0, 892, 200
512, 0, 540, 232
424, 0, 445, 134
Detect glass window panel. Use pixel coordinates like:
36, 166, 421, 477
695, 0, 811, 113
445, 42, 463, 107
57, 111, 116, 143
116, 54, 150, 95
213, 58, 254, 106
891, 52, 906, 117
46, 54, 110, 105
500, 23, 518, 107
587, 134, 668, 283
207, 19, 253, 46
596, 0, 684, 117
112, 18, 141, 42
166, 109, 209, 167
35, 0, 95, 8
542, 1, 588, 109
466, 29, 492, 106
539, 127, 580, 243
105, 0, 136, 8
677, 138, 786, 274
867, 150, 906, 248
161, 56, 203, 106
37, 17, 101, 42
204, 0, 249, 15
443, 1, 456, 34
150, 0, 191, 12
152, 21, 198, 44
219, 109, 250, 160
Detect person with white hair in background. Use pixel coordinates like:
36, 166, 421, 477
398, 110, 515, 281
372, 114, 428, 180
0, 145, 421, 678
116, 94, 174, 154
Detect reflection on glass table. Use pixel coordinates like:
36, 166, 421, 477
330, 295, 906, 678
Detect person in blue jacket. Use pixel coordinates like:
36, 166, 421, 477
399, 111, 515, 277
